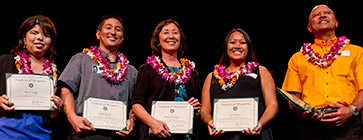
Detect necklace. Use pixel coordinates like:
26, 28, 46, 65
147, 55, 195, 85
300, 36, 349, 68
213, 61, 258, 91
14, 52, 58, 85
83, 46, 129, 84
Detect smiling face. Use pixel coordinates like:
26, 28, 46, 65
24, 24, 51, 58
158, 23, 181, 55
96, 18, 124, 51
308, 5, 338, 33
227, 31, 248, 65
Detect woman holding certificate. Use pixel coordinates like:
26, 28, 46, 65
200, 28, 278, 140
0, 15, 63, 139
132, 19, 202, 140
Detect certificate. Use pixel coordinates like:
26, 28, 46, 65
6, 73, 54, 110
83, 97, 127, 131
151, 101, 194, 134
213, 98, 258, 132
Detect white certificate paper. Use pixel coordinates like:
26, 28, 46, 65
213, 98, 258, 132
6, 73, 54, 110
83, 97, 127, 131
151, 101, 194, 134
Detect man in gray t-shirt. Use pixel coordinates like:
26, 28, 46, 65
59, 14, 137, 139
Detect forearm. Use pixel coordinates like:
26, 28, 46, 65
132, 104, 156, 126
258, 103, 278, 126
200, 110, 213, 125
60, 87, 77, 118
351, 89, 363, 111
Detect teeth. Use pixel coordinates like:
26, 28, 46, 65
320, 21, 328, 24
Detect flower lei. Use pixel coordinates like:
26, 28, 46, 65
213, 61, 258, 91
14, 52, 58, 85
300, 36, 349, 68
83, 46, 129, 84
147, 55, 195, 85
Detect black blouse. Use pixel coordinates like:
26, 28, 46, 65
131, 63, 201, 140
209, 67, 273, 140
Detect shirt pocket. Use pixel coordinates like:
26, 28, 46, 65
332, 57, 355, 86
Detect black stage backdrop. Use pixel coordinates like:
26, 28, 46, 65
1, 1, 362, 139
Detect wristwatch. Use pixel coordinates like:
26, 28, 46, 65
350, 105, 359, 116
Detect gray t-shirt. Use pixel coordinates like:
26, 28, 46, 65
59, 49, 138, 114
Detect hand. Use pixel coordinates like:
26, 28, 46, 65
207, 120, 224, 136
149, 119, 171, 138
242, 122, 262, 135
67, 113, 96, 133
116, 118, 134, 137
188, 97, 201, 110
0, 94, 14, 111
321, 104, 353, 127
50, 95, 63, 111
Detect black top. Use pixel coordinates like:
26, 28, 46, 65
209, 67, 273, 140
131, 63, 201, 140
0, 54, 51, 123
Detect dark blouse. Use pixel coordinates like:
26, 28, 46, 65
0, 53, 52, 124
131, 63, 201, 140
209, 67, 273, 140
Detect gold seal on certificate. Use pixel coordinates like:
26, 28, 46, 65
151, 101, 194, 134
83, 97, 127, 131
213, 98, 258, 132
6, 73, 54, 110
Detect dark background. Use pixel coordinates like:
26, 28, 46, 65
1, 1, 362, 139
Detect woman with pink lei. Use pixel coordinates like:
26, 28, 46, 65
132, 19, 202, 140
200, 28, 278, 140
0, 15, 63, 140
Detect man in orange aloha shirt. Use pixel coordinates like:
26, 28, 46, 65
282, 4, 363, 140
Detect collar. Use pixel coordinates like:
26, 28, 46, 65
314, 36, 337, 48
99, 47, 119, 63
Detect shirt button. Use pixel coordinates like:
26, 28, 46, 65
326, 72, 328, 74
326, 83, 328, 85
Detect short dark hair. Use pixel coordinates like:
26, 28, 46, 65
219, 28, 257, 66
97, 14, 124, 32
150, 19, 187, 59
11, 15, 57, 61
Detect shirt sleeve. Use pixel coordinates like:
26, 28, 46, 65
282, 53, 302, 93
355, 47, 363, 91
131, 64, 150, 107
58, 53, 83, 97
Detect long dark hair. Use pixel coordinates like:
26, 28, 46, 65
11, 15, 57, 61
150, 19, 187, 59
219, 28, 257, 66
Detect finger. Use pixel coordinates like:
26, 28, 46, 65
1, 94, 9, 100
115, 131, 126, 137
188, 97, 195, 103
1, 103, 14, 111
82, 120, 96, 131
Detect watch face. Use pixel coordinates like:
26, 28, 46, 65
351, 105, 359, 115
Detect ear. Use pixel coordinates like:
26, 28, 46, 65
96, 30, 101, 40
307, 25, 313, 33
23, 35, 26, 45
120, 35, 124, 44
335, 20, 339, 28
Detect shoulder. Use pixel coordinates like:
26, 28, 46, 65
0, 54, 15, 61
127, 64, 138, 77
0, 54, 15, 66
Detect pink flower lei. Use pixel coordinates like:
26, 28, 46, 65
14, 52, 58, 85
147, 55, 195, 85
213, 61, 258, 91
83, 46, 129, 84
300, 36, 349, 68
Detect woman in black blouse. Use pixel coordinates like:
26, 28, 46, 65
200, 28, 278, 140
131, 19, 201, 140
